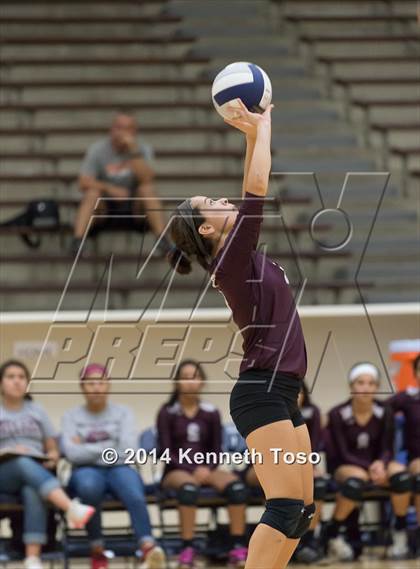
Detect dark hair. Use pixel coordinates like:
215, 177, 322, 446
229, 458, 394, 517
167, 359, 207, 406
300, 380, 312, 407
413, 353, 420, 374
168, 203, 213, 275
0, 359, 32, 400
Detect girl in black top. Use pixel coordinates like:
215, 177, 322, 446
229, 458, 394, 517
169, 101, 313, 569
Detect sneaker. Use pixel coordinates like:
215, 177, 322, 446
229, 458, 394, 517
142, 545, 166, 569
228, 546, 248, 567
24, 557, 43, 569
66, 498, 95, 529
91, 553, 109, 569
388, 529, 409, 559
295, 544, 323, 564
177, 546, 196, 568
328, 535, 354, 561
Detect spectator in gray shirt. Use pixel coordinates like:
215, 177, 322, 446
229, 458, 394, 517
0, 360, 95, 569
71, 113, 171, 256
62, 363, 165, 569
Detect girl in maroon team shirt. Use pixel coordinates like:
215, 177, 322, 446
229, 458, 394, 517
326, 363, 412, 561
157, 360, 248, 569
386, 354, 420, 544
168, 101, 312, 569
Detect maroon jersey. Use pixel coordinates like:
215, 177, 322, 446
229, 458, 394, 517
327, 399, 394, 470
301, 403, 322, 452
157, 401, 222, 473
210, 192, 307, 378
387, 386, 420, 460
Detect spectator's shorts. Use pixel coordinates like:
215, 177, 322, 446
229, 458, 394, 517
230, 368, 304, 439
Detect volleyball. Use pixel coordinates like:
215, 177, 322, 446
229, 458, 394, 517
211, 62, 272, 119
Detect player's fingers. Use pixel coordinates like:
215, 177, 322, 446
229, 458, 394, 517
263, 104, 274, 116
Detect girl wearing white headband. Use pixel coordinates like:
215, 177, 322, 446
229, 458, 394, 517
324, 362, 412, 561
348, 362, 380, 384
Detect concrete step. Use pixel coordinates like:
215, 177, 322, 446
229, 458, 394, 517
0, 107, 219, 128
0, 155, 244, 176
0, 178, 252, 200
283, 172, 400, 199
280, 1, 416, 17
0, 1, 166, 18
0, 100, 342, 129
0, 80, 325, 105
350, 105, 419, 124
0, 21, 182, 38
0, 131, 242, 153
305, 41, 416, 58
1, 63, 209, 83
286, 21, 416, 35
172, 0, 265, 18
333, 83, 420, 101
320, 62, 420, 79
0, 41, 195, 58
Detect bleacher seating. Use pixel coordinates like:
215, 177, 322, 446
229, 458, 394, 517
0, 0, 418, 310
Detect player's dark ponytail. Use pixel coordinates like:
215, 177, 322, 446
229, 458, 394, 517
167, 359, 207, 406
168, 201, 213, 274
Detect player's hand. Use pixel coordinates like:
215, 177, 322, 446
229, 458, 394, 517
194, 466, 212, 484
369, 460, 386, 485
224, 98, 273, 137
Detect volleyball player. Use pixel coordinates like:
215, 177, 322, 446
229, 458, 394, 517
157, 360, 248, 568
326, 363, 412, 561
386, 354, 420, 548
244, 381, 327, 564
168, 100, 313, 569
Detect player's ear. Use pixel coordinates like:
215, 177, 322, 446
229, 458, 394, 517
198, 223, 215, 238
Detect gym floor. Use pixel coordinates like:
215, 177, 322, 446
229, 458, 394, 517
5, 559, 419, 568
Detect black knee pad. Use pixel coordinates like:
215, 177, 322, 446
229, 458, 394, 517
260, 498, 304, 538
389, 471, 413, 494
289, 503, 316, 539
341, 477, 366, 502
223, 480, 248, 505
413, 474, 420, 494
314, 477, 328, 501
177, 483, 199, 506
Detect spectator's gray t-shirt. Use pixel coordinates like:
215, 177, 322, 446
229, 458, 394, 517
61, 403, 138, 466
0, 400, 57, 456
80, 137, 154, 195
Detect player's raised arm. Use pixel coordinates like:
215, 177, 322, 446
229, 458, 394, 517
224, 99, 273, 198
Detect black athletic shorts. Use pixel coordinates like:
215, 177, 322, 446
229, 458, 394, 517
229, 368, 305, 440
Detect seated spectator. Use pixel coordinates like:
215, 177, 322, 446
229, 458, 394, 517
244, 381, 327, 564
61, 363, 165, 569
0, 359, 95, 569
71, 113, 171, 255
386, 353, 420, 528
157, 360, 248, 569
325, 362, 412, 562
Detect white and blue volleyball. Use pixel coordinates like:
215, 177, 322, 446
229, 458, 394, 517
211, 62, 272, 119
